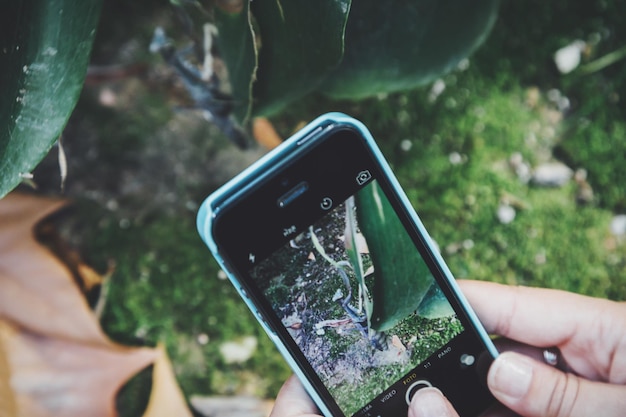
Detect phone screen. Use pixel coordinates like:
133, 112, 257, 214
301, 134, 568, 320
208, 123, 495, 416
250, 179, 469, 416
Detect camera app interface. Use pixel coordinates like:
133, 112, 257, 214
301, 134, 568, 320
250, 180, 464, 416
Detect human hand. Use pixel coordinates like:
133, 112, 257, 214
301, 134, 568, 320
409, 280, 626, 417
270, 280, 626, 417
269, 374, 321, 417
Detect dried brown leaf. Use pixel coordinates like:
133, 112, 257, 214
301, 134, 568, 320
0, 332, 17, 417
142, 344, 193, 417
252, 117, 282, 150
0, 193, 104, 342
34, 213, 112, 297
0, 321, 156, 417
0, 193, 161, 417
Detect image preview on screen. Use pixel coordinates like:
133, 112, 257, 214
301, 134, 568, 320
249, 180, 465, 416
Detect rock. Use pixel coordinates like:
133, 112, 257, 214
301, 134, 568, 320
428, 79, 446, 102
531, 162, 573, 187
509, 152, 531, 183
610, 215, 626, 236
219, 336, 258, 364
449, 151, 463, 165
546, 88, 571, 112
400, 139, 412, 152
497, 204, 516, 224
554, 40, 586, 74
190, 395, 273, 417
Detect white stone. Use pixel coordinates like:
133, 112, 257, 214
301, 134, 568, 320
554, 40, 586, 74
449, 151, 463, 165
497, 204, 516, 224
462, 239, 475, 250
219, 336, 258, 364
197, 333, 210, 345
429, 79, 446, 102
509, 152, 531, 183
532, 162, 573, 187
610, 215, 626, 236
190, 395, 269, 417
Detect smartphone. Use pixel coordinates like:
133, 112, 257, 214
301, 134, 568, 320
197, 113, 498, 417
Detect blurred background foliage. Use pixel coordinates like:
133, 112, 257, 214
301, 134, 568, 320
10, 0, 626, 415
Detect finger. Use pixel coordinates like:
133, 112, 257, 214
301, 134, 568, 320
458, 280, 592, 342
488, 351, 626, 417
458, 280, 626, 380
408, 387, 460, 417
492, 338, 573, 373
270, 375, 321, 417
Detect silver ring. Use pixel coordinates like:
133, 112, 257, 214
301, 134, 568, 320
543, 347, 575, 374
543, 347, 559, 366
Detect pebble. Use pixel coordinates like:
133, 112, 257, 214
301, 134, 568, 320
610, 215, 626, 236
449, 152, 463, 165
191, 395, 272, 417
462, 239, 475, 250
509, 152, 531, 183
429, 79, 446, 102
497, 204, 516, 224
219, 336, 258, 364
531, 162, 573, 187
554, 40, 586, 74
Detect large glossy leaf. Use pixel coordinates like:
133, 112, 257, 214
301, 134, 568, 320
0, 0, 101, 198
355, 181, 451, 331
214, 2, 257, 123
215, 0, 497, 119
416, 282, 455, 319
321, 0, 499, 99
250, 0, 351, 116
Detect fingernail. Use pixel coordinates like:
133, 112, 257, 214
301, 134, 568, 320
409, 388, 454, 417
489, 352, 533, 401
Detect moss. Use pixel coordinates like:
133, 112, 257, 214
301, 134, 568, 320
87, 211, 290, 404
71, 0, 626, 413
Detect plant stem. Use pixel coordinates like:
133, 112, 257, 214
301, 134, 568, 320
580, 45, 626, 75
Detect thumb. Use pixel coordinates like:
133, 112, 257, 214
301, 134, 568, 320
488, 351, 626, 417
408, 387, 459, 417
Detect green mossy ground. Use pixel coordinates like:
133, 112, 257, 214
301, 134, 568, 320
34, 0, 625, 414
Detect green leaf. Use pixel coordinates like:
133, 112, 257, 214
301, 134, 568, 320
309, 225, 340, 268
321, 0, 500, 99
214, 3, 257, 123
0, 0, 102, 199
355, 181, 449, 331
416, 283, 455, 319
343, 197, 373, 323
250, 0, 351, 116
